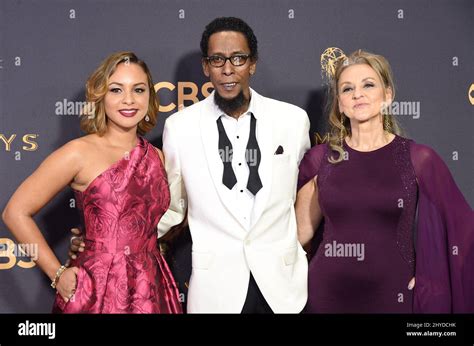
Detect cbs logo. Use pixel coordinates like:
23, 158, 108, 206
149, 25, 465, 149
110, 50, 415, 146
155, 81, 213, 112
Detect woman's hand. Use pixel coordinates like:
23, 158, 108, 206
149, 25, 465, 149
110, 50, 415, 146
56, 267, 79, 302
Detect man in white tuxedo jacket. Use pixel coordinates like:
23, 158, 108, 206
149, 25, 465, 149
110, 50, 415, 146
158, 17, 310, 313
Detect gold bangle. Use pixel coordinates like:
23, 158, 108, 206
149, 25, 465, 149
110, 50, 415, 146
51, 265, 67, 289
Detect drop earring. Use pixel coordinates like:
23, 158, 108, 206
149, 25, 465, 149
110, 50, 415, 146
340, 113, 345, 145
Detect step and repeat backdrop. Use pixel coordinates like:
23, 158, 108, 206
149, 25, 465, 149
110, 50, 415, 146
0, 0, 472, 312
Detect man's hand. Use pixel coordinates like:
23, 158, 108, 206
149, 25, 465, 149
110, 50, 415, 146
66, 228, 85, 266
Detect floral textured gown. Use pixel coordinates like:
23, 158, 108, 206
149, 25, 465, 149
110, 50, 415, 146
53, 137, 182, 313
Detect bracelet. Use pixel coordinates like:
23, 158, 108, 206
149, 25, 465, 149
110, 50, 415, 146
51, 265, 67, 289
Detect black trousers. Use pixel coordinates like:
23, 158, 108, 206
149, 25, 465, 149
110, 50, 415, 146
241, 272, 274, 314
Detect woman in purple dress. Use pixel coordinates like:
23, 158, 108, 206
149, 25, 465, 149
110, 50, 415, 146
296, 50, 473, 313
2, 52, 182, 313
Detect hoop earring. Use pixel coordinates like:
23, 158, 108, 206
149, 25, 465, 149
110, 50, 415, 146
145, 115, 150, 122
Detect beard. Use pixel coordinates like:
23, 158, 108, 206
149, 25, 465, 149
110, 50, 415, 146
214, 89, 248, 115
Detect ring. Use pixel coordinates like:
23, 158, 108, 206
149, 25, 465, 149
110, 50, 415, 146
70, 236, 80, 245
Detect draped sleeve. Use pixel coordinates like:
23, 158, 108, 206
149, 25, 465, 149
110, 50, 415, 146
297, 143, 328, 191
410, 142, 474, 313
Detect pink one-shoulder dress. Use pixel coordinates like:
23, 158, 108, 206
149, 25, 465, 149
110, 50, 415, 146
53, 137, 182, 313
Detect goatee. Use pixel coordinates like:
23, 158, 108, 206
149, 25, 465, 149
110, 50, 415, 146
214, 90, 248, 116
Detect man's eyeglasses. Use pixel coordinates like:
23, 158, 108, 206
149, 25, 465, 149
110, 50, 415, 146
205, 54, 251, 67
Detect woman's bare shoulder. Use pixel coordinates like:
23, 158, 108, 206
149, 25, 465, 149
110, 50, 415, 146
47, 134, 101, 167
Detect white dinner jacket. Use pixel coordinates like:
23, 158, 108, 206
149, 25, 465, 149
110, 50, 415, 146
158, 88, 310, 313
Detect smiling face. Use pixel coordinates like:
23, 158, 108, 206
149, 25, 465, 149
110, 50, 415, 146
104, 62, 150, 132
337, 63, 392, 124
202, 31, 256, 115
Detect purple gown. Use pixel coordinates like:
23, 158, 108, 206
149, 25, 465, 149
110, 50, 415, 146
298, 135, 473, 313
53, 137, 183, 313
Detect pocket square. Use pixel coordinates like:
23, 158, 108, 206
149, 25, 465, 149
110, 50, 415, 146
274, 145, 284, 155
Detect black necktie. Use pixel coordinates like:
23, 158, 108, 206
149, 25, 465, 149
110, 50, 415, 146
246, 113, 262, 195
217, 116, 237, 190
216, 114, 262, 195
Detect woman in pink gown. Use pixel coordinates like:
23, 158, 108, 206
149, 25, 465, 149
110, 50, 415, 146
3, 52, 182, 313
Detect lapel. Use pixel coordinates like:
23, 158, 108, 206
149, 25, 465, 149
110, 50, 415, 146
199, 92, 248, 231
249, 90, 273, 229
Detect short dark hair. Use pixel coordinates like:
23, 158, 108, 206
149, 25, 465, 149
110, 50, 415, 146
200, 17, 258, 60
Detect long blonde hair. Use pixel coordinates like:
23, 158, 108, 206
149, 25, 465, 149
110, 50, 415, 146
327, 49, 402, 163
